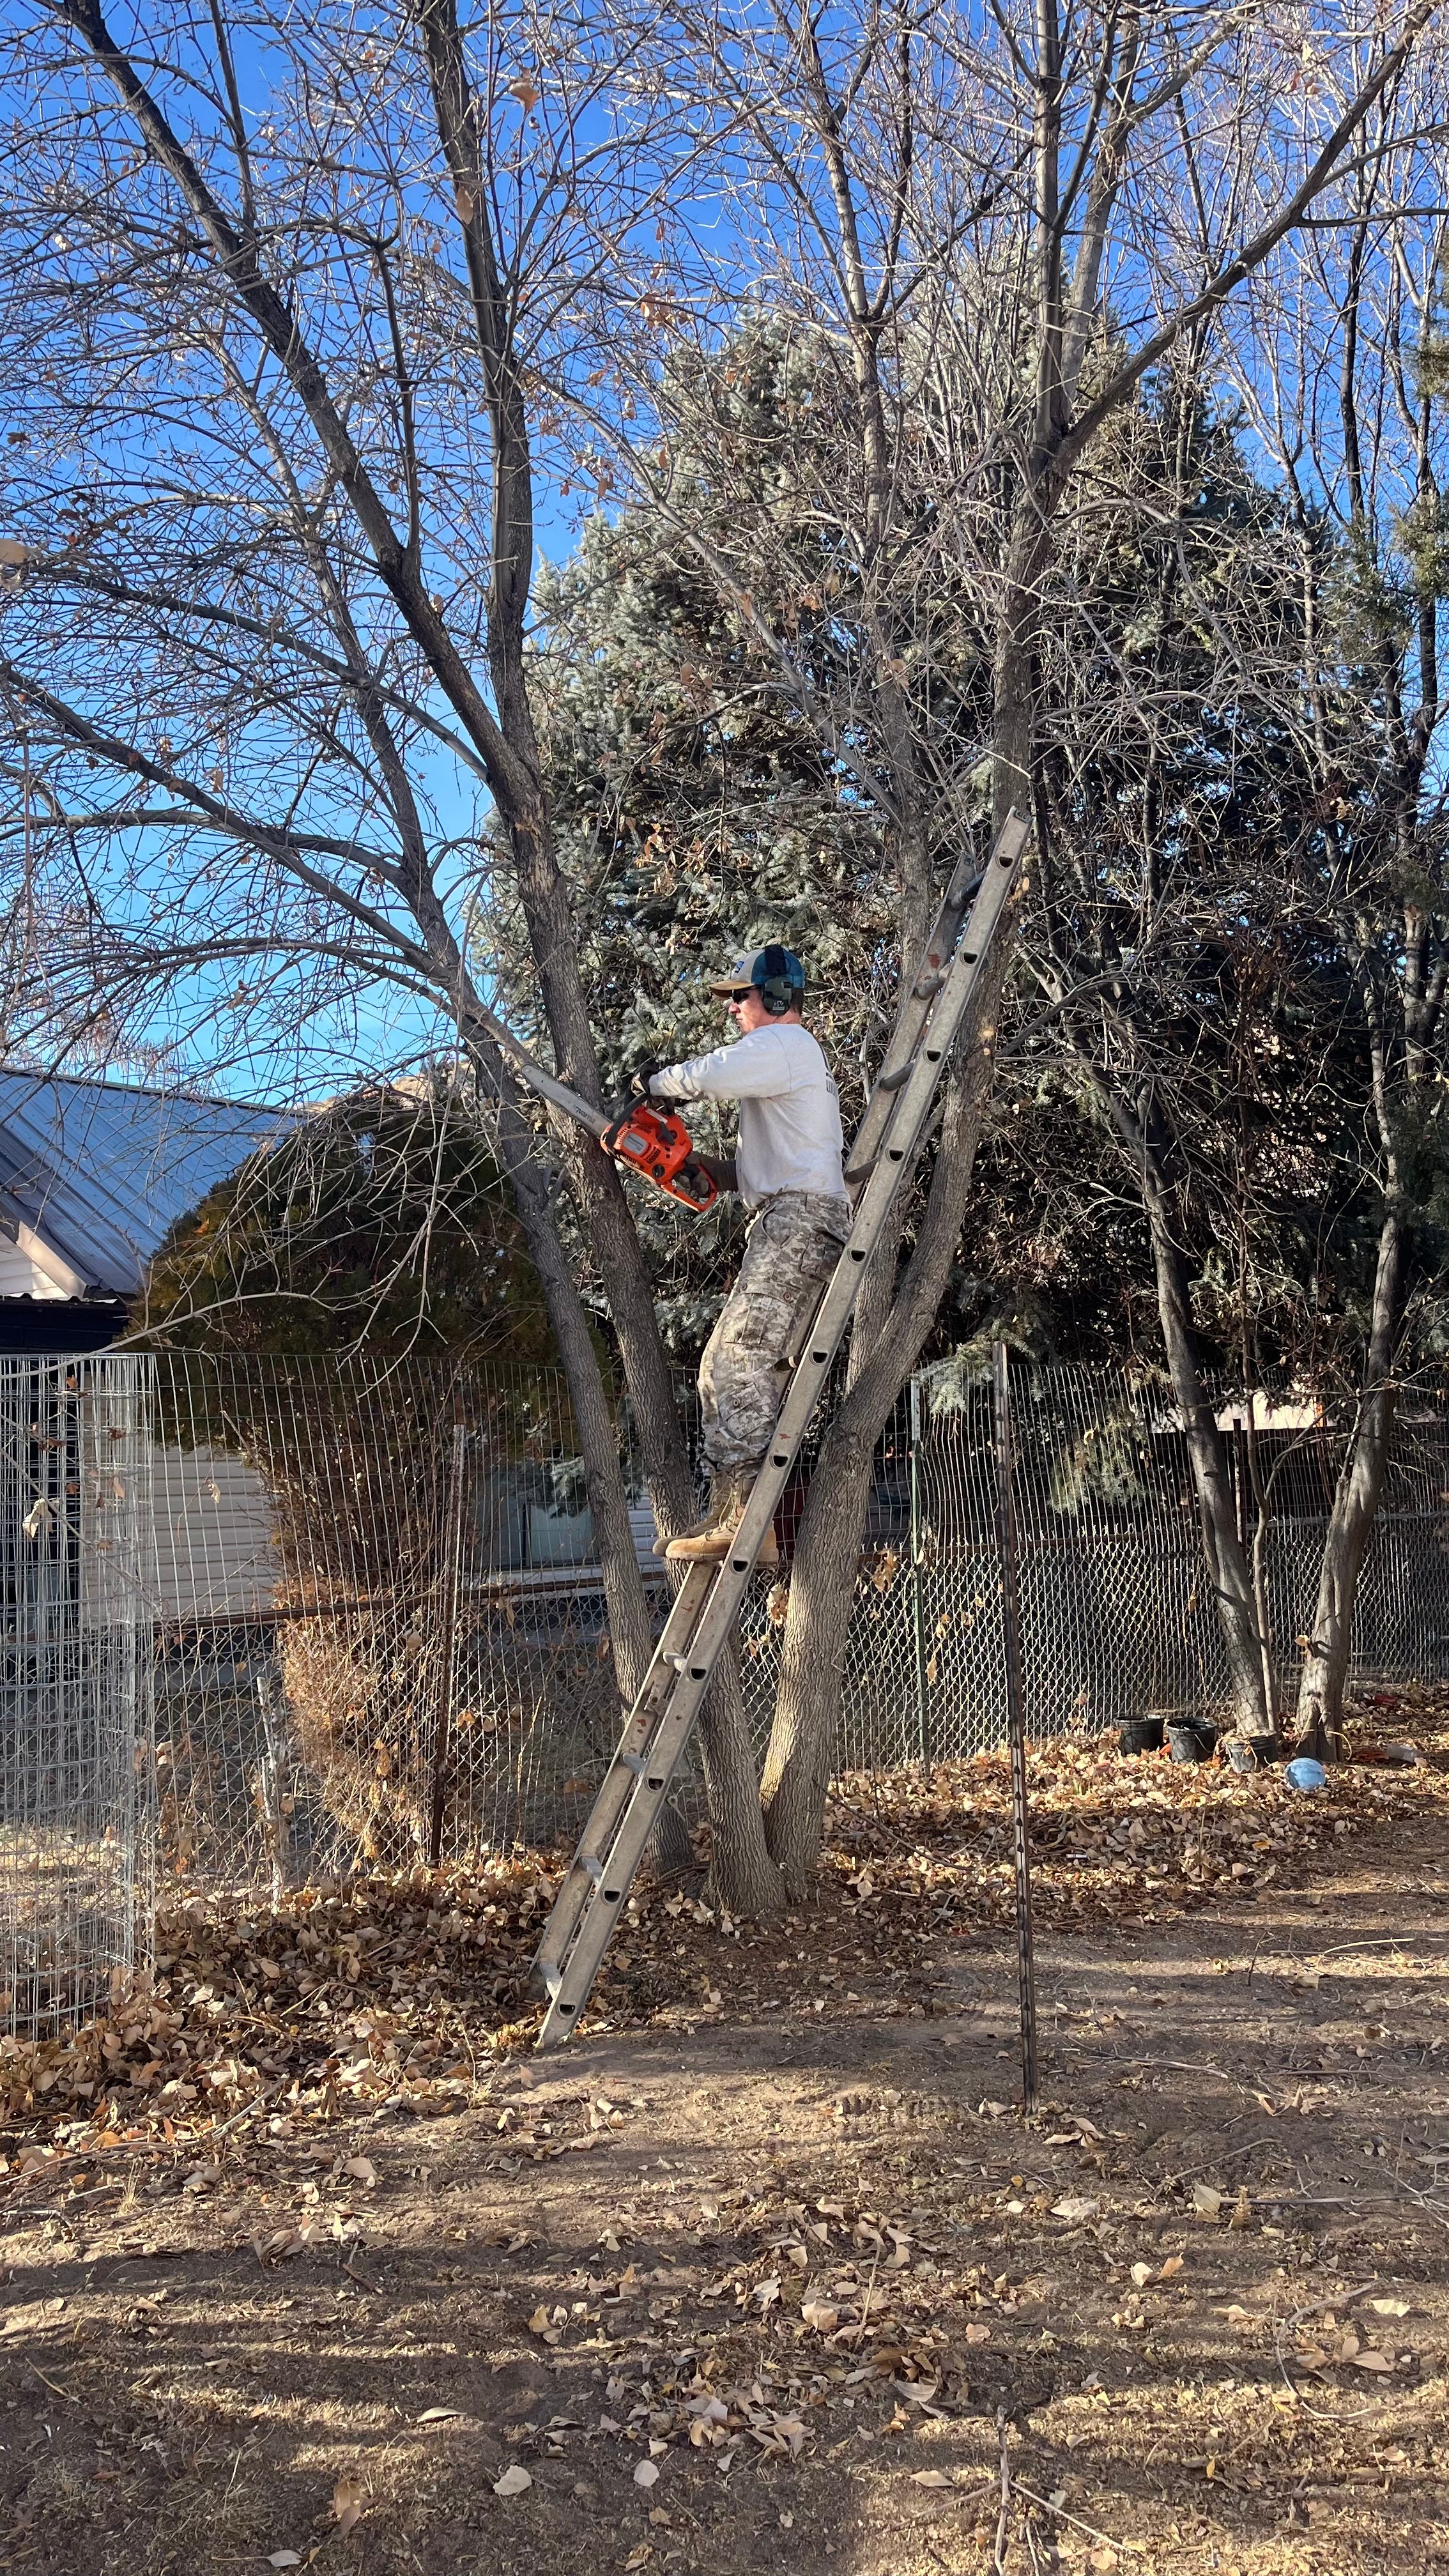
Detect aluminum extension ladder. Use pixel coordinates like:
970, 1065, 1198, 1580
531, 809, 1031, 2046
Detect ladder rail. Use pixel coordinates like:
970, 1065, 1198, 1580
530, 1561, 713, 1989
533, 813, 1029, 2044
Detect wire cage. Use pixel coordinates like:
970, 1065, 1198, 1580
0, 1355, 151, 2035
5, 1347, 1449, 2037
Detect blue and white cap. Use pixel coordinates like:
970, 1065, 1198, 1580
707, 944, 806, 1001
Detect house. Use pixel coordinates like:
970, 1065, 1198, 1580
0, 1068, 277, 1352
0, 1070, 284, 1636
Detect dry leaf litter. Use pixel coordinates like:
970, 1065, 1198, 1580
3, 1707, 1445, 2149
0, 1701, 1445, 2575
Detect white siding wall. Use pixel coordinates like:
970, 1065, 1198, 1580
0, 1237, 69, 1297
144, 1447, 281, 1621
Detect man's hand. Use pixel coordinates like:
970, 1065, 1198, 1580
694, 1152, 739, 1192
627, 1060, 667, 1100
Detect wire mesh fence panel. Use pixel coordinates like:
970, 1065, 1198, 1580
739, 1367, 1449, 1768
920, 1367, 1233, 1744
445, 1371, 675, 1855
139, 1353, 672, 1887
121, 1354, 1449, 1887
739, 1369, 1234, 1763
0, 1355, 151, 2037
1261, 1397, 1449, 1689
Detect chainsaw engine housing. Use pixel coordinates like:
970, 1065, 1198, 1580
602, 1102, 717, 1212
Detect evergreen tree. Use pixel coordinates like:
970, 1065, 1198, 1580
139, 1082, 555, 1370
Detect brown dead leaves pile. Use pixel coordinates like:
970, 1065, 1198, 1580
503, 2191, 988, 2486
0, 1855, 555, 2134
820, 1706, 1449, 1936
3, 1698, 1445, 2145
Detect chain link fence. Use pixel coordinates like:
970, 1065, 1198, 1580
784, 1367, 1449, 1768
3, 1347, 1449, 2034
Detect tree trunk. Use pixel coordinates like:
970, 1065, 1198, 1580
1298, 1213, 1405, 1759
413, 0, 781, 1909
696, 1646, 777, 1910
760, 1436, 877, 1894
1140, 1149, 1271, 1733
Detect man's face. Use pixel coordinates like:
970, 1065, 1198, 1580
725, 985, 772, 1034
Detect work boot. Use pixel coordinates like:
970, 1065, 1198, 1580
654, 1491, 718, 1557
663, 1473, 779, 1568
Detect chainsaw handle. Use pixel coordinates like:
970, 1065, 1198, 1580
670, 1158, 719, 1214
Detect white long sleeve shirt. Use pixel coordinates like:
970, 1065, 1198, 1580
651, 1023, 847, 1209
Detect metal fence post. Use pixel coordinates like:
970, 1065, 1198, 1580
992, 1340, 1039, 2115
909, 1376, 932, 1775
428, 1397, 469, 1869
256, 1668, 293, 1908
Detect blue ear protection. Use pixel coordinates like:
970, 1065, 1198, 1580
758, 943, 798, 1016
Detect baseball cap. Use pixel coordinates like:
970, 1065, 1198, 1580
707, 945, 806, 1000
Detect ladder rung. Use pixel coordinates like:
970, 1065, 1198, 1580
620, 1752, 667, 1786
580, 1852, 604, 1883
542, 1965, 564, 1998
877, 1058, 916, 1092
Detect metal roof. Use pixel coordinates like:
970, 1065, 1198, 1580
0, 1070, 280, 1298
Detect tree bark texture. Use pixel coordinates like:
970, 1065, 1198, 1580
1297, 1214, 1406, 1759
1140, 1142, 1271, 1733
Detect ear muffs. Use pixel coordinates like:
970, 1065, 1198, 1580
758, 944, 799, 1017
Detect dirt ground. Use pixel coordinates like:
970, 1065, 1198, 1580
1, 1749, 1448, 2575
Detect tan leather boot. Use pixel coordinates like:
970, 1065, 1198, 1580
653, 1492, 721, 1558
663, 1473, 779, 1568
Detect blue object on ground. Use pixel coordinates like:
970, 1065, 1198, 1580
1284, 1756, 1328, 1792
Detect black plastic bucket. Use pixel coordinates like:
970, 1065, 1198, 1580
1118, 1716, 1165, 1756
1225, 1733, 1280, 1773
1167, 1719, 1218, 1764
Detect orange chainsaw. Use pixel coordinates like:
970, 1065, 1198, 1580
599, 1096, 717, 1213
463, 1003, 717, 1215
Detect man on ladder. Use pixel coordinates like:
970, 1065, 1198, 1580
533, 818, 1027, 2044
633, 944, 850, 1568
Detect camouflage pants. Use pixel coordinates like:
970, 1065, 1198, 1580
700, 1190, 852, 1476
